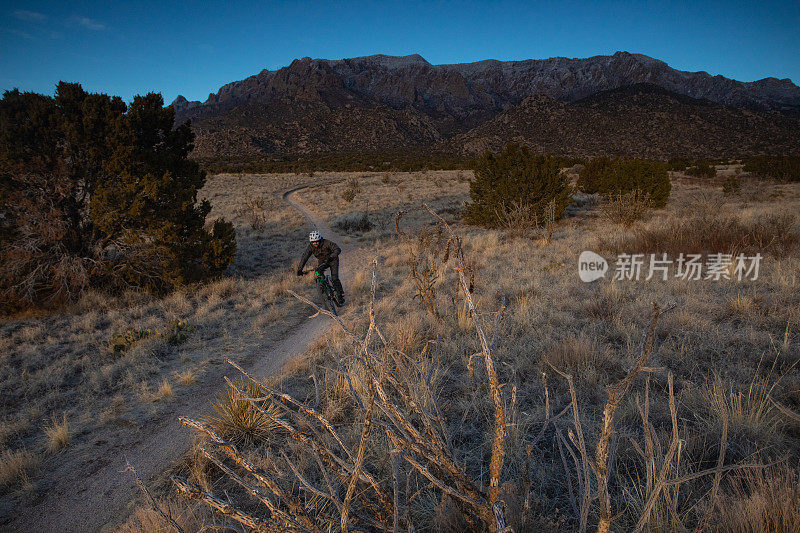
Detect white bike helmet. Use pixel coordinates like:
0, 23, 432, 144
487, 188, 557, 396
309, 230, 322, 243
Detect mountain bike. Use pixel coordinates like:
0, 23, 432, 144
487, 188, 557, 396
301, 266, 342, 315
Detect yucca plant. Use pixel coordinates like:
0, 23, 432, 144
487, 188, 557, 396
208, 380, 283, 446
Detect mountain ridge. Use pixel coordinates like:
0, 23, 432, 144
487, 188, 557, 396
174, 51, 800, 114
171, 52, 800, 160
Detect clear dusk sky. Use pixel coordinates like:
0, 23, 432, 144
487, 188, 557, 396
1, 1, 798, 104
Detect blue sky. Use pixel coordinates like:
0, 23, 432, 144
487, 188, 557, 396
1, 1, 798, 104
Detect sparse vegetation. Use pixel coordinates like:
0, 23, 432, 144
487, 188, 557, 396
333, 210, 373, 233
723, 174, 742, 196
0, 171, 319, 528
603, 209, 798, 257
601, 189, 653, 226
341, 177, 363, 203
173, 195, 799, 530
0, 449, 37, 491
110, 319, 196, 354
5, 168, 800, 530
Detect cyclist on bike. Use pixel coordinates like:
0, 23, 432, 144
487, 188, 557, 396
296, 230, 345, 304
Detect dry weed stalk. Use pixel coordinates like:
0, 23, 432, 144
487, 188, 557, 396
177, 244, 511, 530
544, 301, 765, 532
422, 204, 507, 510
395, 210, 446, 317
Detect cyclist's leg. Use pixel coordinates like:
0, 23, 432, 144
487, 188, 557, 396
314, 261, 327, 299
330, 258, 344, 304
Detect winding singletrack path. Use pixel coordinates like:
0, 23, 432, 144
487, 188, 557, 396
11, 186, 355, 532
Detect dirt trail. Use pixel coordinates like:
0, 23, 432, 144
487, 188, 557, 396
12, 187, 355, 532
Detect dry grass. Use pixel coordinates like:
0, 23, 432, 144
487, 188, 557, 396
117, 496, 211, 533
703, 367, 785, 445
542, 334, 606, 371
713, 468, 800, 532
603, 209, 798, 257
44, 415, 70, 452
0, 449, 37, 490
5, 170, 800, 529
173, 368, 198, 386
155, 379, 174, 401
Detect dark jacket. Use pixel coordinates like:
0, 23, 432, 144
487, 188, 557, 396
297, 238, 341, 272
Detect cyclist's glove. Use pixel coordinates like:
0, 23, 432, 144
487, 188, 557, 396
296, 269, 303, 276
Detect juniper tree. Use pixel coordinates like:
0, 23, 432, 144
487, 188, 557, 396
464, 143, 572, 227
579, 157, 671, 207
0, 83, 235, 312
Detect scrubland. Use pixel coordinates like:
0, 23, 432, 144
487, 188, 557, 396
3, 167, 799, 531
126, 169, 799, 531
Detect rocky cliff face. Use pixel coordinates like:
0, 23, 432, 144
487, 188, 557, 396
171, 52, 800, 159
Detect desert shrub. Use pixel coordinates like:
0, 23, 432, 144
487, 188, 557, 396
464, 143, 572, 227
0, 84, 236, 313
601, 190, 652, 226
723, 174, 742, 196
743, 155, 800, 182
579, 157, 671, 207
110, 319, 196, 354
341, 177, 362, 202
667, 157, 690, 171
686, 160, 717, 178
241, 197, 267, 229
333, 210, 372, 233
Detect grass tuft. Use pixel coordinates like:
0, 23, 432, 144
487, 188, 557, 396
0, 448, 37, 489
45, 414, 70, 452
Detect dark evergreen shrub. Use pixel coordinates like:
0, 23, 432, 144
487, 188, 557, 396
743, 156, 800, 182
686, 160, 717, 178
578, 157, 671, 208
464, 143, 572, 227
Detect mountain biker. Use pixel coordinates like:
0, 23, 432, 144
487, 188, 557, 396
297, 230, 345, 304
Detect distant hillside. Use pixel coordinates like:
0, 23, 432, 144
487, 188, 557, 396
172, 52, 800, 160
446, 83, 800, 158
